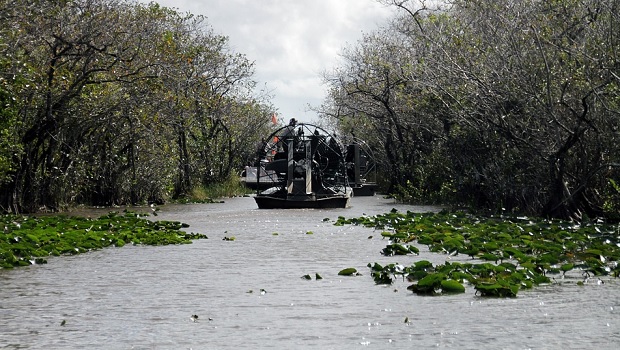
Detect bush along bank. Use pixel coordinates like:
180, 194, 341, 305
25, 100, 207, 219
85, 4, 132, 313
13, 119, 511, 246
335, 210, 620, 297
1, 211, 207, 268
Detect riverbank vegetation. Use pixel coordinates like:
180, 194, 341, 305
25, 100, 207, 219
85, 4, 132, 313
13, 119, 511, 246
0, 211, 207, 268
336, 209, 620, 296
178, 173, 252, 203
0, 0, 274, 214
1, 0, 618, 222
320, 0, 620, 221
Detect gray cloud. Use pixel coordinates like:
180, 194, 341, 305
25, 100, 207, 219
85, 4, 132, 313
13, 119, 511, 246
147, 0, 393, 122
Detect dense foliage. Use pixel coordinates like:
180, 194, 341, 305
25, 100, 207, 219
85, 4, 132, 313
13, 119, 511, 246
321, 0, 620, 220
2, 0, 618, 220
0, 0, 275, 213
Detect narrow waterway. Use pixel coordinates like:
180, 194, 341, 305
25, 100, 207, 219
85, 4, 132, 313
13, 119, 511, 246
1, 196, 618, 349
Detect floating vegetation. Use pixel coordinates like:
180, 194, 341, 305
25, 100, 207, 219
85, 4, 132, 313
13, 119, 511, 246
381, 243, 419, 256
301, 273, 324, 280
336, 210, 620, 297
338, 267, 360, 276
1, 211, 207, 268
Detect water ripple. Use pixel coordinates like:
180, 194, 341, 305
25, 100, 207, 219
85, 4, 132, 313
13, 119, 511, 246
1, 197, 618, 349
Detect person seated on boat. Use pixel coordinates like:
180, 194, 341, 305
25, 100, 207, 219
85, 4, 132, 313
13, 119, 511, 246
274, 118, 298, 160
281, 118, 297, 139
310, 129, 326, 155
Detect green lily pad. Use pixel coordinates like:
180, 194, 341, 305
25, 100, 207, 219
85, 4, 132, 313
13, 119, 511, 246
338, 267, 358, 276
440, 279, 466, 293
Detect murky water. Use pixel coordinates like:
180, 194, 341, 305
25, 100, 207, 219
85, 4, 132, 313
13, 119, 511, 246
1, 196, 618, 349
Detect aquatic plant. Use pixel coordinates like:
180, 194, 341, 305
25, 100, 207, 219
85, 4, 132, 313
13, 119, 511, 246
301, 273, 323, 280
1, 211, 207, 268
381, 243, 419, 256
337, 210, 620, 296
338, 267, 360, 276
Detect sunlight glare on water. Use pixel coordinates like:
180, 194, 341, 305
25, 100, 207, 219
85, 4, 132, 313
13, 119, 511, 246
0, 196, 618, 349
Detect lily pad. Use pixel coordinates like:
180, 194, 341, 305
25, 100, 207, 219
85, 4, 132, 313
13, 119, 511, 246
440, 279, 465, 293
338, 267, 358, 276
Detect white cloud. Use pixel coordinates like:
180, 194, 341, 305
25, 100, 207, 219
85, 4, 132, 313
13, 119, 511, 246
143, 0, 393, 122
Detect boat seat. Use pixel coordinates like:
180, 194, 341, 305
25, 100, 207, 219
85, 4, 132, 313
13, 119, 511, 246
265, 159, 287, 174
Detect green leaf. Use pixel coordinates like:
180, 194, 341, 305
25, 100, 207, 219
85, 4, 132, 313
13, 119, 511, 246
338, 267, 358, 276
440, 279, 466, 293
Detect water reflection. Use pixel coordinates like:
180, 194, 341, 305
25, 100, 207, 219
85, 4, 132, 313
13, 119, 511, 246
1, 196, 618, 349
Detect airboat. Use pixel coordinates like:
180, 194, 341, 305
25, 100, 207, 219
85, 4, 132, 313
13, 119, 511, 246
344, 140, 377, 197
250, 121, 352, 209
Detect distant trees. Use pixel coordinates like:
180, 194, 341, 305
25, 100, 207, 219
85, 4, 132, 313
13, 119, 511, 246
322, 0, 620, 220
0, 0, 274, 213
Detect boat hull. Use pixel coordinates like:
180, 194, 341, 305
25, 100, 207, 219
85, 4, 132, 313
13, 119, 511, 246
255, 195, 350, 209
351, 183, 377, 196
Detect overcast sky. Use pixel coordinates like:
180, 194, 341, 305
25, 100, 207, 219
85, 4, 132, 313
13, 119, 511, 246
147, 0, 394, 123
